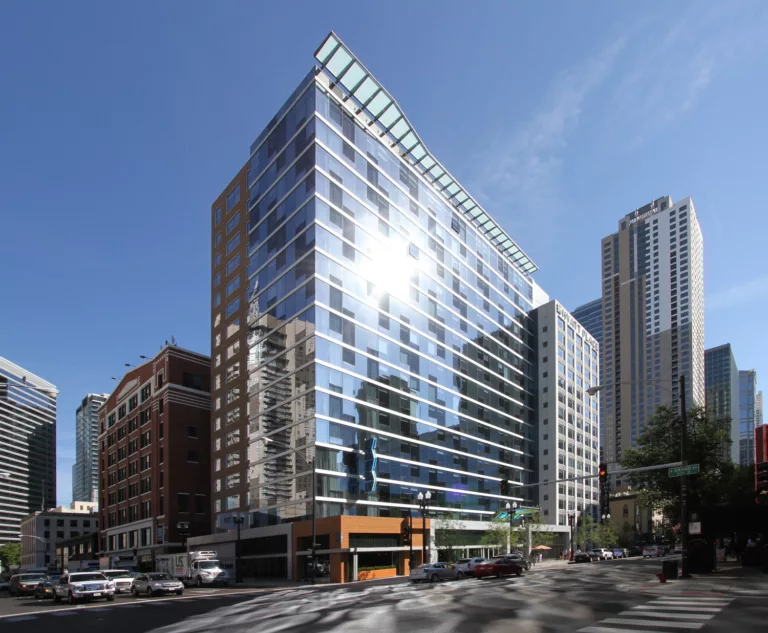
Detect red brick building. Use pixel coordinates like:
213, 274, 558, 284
98, 344, 210, 568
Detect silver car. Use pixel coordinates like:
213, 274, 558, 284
132, 572, 184, 597
409, 562, 463, 583
101, 570, 135, 593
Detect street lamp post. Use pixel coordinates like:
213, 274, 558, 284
601, 513, 611, 523
505, 501, 517, 554
256, 437, 316, 585
232, 514, 245, 583
417, 491, 431, 564
679, 375, 691, 579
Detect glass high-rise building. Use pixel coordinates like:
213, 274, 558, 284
739, 369, 758, 465
704, 344, 739, 463
72, 393, 108, 503
210, 33, 543, 530
0, 357, 57, 545
571, 298, 603, 348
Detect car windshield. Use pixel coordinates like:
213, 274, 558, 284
19, 575, 47, 583
104, 571, 133, 578
72, 574, 107, 582
198, 561, 219, 569
149, 573, 175, 580
457, 559, 471, 564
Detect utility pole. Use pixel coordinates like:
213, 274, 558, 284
679, 375, 691, 579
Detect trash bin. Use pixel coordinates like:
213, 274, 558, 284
662, 560, 679, 579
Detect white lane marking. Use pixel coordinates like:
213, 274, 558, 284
602, 617, 705, 629
618, 610, 714, 620
5, 616, 37, 622
580, 628, 689, 633
632, 605, 722, 612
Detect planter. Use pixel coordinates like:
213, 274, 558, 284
357, 567, 397, 581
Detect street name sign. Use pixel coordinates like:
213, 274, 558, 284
668, 464, 699, 478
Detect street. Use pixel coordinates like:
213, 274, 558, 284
1, 557, 765, 633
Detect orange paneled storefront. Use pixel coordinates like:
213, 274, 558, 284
293, 515, 431, 583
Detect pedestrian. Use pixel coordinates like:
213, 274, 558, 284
539, 553, 543, 563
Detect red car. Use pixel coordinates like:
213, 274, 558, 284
473, 556, 524, 579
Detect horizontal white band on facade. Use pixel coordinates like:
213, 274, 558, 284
315, 495, 505, 515
315, 384, 524, 457
315, 413, 525, 473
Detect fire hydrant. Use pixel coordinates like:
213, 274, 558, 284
656, 572, 667, 583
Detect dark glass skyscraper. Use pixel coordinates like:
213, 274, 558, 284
572, 298, 603, 348
211, 33, 543, 528
704, 344, 739, 463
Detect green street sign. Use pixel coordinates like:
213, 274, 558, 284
669, 464, 700, 478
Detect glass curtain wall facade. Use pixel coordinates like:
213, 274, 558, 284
739, 370, 757, 465
704, 345, 739, 463
242, 34, 539, 527
0, 357, 57, 544
72, 393, 108, 503
571, 298, 603, 348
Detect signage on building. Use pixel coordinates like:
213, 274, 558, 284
363, 437, 378, 494
689, 521, 702, 535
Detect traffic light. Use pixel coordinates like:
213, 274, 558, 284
598, 463, 608, 485
500, 479, 509, 496
402, 523, 411, 545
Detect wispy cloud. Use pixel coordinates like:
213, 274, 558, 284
708, 275, 768, 311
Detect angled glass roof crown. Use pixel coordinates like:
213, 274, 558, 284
314, 32, 538, 275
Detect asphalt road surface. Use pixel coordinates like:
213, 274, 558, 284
1, 556, 765, 633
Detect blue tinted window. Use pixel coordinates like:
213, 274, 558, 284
214, 206, 222, 226
226, 254, 240, 276
226, 211, 240, 234
226, 233, 240, 255
213, 293, 221, 308
227, 184, 241, 211
226, 297, 240, 317
226, 276, 241, 296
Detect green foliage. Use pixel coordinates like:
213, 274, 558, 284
575, 515, 619, 549
525, 510, 555, 548
434, 519, 468, 561
0, 542, 20, 569
620, 406, 741, 523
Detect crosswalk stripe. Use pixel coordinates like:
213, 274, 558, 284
602, 617, 705, 629
618, 610, 713, 620
633, 605, 721, 612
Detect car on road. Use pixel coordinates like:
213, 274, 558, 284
132, 572, 185, 596
473, 556, 524, 579
590, 549, 614, 560
9, 573, 48, 597
628, 546, 644, 557
54, 571, 115, 604
574, 552, 593, 563
34, 579, 56, 600
643, 546, 664, 558
613, 548, 629, 559
455, 557, 487, 576
505, 553, 530, 570
102, 569, 136, 594
410, 562, 462, 583
673, 544, 683, 554
0, 578, 8, 592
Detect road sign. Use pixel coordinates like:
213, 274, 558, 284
669, 464, 700, 478
689, 521, 702, 535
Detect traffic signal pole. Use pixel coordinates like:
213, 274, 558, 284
680, 375, 691, 579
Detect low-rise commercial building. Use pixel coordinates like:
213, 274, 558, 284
20, 503, 99, 570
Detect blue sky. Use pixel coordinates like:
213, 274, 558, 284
2, 1, 767, 506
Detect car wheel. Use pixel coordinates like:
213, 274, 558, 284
430, 573, 438, 583
197, 577, 203, 588
515, 568, 522, 577
411, 580, 420, 584
147, 587, 154, 597
456, 572, 463, 580
107, 595, 115, 602
176, 590, 183, 595
496, 571, 502, 579
53, 592, 61, 603
131, 587, 137, 597
68, 591, 76, 604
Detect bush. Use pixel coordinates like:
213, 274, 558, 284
358, 566, 396, 572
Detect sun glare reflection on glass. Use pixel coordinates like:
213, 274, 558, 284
362, 237, 418, 301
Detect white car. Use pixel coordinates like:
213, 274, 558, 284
54, 572, 115, 604
101, 570, 135, 593
592, 548, 614, 560
455, 557, 487, 576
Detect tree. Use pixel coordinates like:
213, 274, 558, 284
0, 542, 20, 570
434, 519, 467, 562
480, 520, 520, 554
620, 406, 735, 524
526, 509, 555, 549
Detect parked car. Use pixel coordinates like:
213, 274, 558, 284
34, 579, 56, 600
628, 546, 644, 557
455, 557, 487, 576
132, 572, 185, 596
595, 548, 615, 560
643, 546, 664, 558
101, 570, 135, 594
574, 552, 593, 563
9, 573, 48, 597
613, 548, 629, 559
409, 562, 462, 583
673, 544, 683, 554
505, 553, 530, 570
53, 572, 115, 603
473, 556, 524, 579
0, 578, 9, 592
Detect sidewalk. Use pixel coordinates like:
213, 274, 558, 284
528, 559, 569, 571
629, 564, 768, 596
